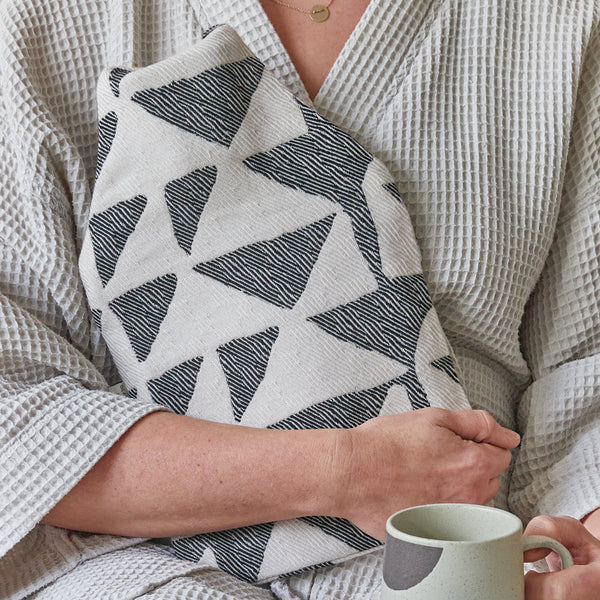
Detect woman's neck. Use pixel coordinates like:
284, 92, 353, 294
258, 0, 372, 100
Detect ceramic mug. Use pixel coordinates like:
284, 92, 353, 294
380, 503, 574, 600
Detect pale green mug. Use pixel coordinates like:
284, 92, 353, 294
380, 503, 574, 600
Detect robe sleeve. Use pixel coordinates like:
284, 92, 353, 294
509, 25, 600, 522
0, 1, 164, 558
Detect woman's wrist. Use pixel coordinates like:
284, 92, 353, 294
283, 426, 352, 520
320, 426, 355, 520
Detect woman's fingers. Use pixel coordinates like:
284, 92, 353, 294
523, 516, 600, 566
525, 566, 600, 600
340, 409, 517, 536
525, 515, 597, 547
523, 516, 600, 599
480, 442, 513, 477
436, 409, 520, 449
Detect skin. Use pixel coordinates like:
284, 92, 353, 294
43, 408, 518, 541
258, 0, 371, 100
582, 508, 600, 539
524, 516, 600, 600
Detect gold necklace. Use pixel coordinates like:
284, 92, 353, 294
265, 0, 337, 22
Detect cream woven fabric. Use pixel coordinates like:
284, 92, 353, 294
1, 0, 600, 598
81, 24, 468, 582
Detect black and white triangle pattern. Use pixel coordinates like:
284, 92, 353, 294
88, 195, 147, 286
165, 166, 217, 255
173, 522, 275, 583
218, 326, 279, 422
267, 377, 402, 431
193, 214, 335, 309
301, 516, 379, 552
308, 276, 432, 369
244, 101, 384, 281
108, 273, 177, 362
109, 67, 130, 98
148, 356, 204, 414
131, 56, 264, 147
431, 355, 460, 384
95, 111, 118, 179
90, 308, 103, 331
83, 24, 469, 585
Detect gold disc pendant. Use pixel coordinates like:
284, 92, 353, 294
309, 5, 330, 22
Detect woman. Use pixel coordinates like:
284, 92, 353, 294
1, 0, 600, 598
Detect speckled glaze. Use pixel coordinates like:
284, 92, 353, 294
380, 504, 573, 600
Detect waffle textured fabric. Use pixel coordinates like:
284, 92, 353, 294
81, 23, 469, 583
1, 0, 600, 598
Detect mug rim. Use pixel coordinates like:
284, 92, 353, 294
386, 503, 523, 547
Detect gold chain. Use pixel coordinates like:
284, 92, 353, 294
264, 0, 337, 21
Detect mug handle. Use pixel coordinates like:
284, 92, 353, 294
522, 535, 574, 569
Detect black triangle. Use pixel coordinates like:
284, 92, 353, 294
147, 356, 203, 414
431, 355, 460, 384
383, 181, 404, 204
217, 327, 279, 422
88, 195, 147, 286
96, 111, 118, 179
165, 166, 217, 255
300, 516, 380, 552
109, 67, 131, 97
131, 56, 264, 147
268, 377, 401, 431
243, 100, 384, 280
308, 275, 432, 366
109, 273, 177, 362
397, 365, 429, 409
244, 102, 373, 207
193, 214, 335, 308
90, 308, 102, 331
172, 521, 275, 583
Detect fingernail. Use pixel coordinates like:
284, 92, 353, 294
509, 430, 521, 443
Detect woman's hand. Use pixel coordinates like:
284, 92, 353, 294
333, 408, 520, 540
524, 516, 600, 599
43, 408, 519, 542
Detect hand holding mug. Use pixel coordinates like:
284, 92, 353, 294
524, 515, 600, 600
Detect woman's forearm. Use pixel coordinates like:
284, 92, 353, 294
41, 411, 343, 537
41, 408, 520, 541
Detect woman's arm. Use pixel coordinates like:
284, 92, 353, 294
42, 408, 519, 541
42, 412, 341, 537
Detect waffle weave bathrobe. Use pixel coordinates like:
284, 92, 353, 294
1, 0, 600, 598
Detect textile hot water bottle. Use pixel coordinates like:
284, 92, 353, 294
80, 24, 470, 583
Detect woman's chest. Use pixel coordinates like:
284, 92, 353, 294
184, 0, 583, 360
104, 0, 586, 350
256, 0, 371, 100
330, 0, 583, 360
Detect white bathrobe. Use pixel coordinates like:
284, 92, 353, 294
1, 0, 600, 597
